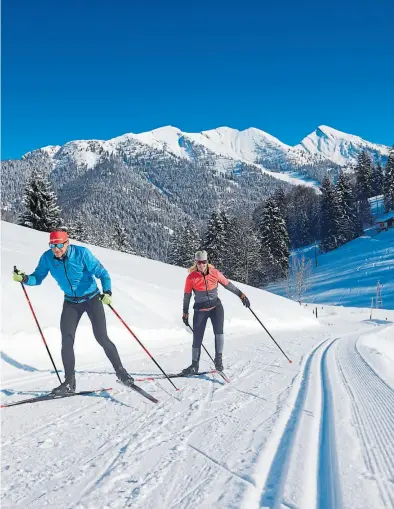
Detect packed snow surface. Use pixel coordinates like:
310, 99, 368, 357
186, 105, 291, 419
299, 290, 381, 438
1, 222, 394, 509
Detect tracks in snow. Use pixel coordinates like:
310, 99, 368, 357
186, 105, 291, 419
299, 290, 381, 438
242, 336, 341, 509
336, 337, 394, 508
242, 331, 394, 509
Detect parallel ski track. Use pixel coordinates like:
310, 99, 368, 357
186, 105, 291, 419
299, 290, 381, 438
240, 336, 341, 509
336, 337, 394, 508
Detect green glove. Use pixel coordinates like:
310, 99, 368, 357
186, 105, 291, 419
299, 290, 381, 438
13, 270, 27, 283
100, 291, 112, 305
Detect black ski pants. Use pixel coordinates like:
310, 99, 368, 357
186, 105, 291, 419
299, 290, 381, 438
192, 302, 224, 360
60, 294, 123, 379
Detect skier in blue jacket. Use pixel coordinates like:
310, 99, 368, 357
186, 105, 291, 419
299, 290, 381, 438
13, 229, 134, 395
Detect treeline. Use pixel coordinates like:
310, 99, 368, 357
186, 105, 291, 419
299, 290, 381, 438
15, 148, 394, 288
169, 149, 394, 285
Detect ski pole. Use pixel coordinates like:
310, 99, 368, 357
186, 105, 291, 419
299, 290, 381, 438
108, 304, 179, 391
248, 307, 292, 363
13, 266, 62, 383
187, 325, 215, 364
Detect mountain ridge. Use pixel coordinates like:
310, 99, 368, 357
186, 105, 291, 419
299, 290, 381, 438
1, 123, 390, 261
22, 124, 389, 171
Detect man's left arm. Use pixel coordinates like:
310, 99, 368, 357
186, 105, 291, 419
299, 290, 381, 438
84, 249, 111, 293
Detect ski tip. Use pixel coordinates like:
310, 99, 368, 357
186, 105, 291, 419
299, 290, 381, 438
175, 388, 181, 392
289, 360, 293, 364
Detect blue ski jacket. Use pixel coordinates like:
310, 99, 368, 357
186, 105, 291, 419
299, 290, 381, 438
25, 245, 111, 303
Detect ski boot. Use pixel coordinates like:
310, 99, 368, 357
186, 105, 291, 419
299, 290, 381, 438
181, 361, 199, 376
51, 376, 76, 396
116, 367, 135, 387
214, 354, 223, 372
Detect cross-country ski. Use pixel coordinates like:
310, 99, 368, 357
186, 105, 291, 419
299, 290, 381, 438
1, 388, 112, 408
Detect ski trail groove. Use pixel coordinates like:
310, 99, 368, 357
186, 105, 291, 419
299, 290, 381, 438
317, 340, 342, 509
240, 336, 340, 509
336, 337, 394, 508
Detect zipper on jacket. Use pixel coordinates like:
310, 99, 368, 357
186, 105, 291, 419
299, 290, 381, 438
202, 273, 211, 303
63, 260, 76, 297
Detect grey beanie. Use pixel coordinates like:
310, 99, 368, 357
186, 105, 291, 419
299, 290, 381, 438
194, 250, 208, 261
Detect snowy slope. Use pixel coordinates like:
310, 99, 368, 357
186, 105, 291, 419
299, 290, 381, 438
1, 222, 394, 509
297, 125, 390, 166
267, 227, 394, 309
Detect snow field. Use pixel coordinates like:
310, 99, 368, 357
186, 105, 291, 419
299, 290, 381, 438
1, 222, 394, 509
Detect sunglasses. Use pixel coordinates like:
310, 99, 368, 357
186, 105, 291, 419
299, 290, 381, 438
196, 260, 208, 264
49, 241, 68, 249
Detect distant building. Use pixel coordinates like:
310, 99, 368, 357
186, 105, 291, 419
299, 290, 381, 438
376, 216, 394, 232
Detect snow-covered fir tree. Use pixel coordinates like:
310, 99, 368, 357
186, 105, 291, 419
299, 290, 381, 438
226, 216, 261, 285
67, 217, 89, 243
257, 197, 290, 284
276, 186, 320, 248
336, 172, 361, 243
372, 162, 385, 196
168, 220, 201, 268
203, 211, 229, 270
355, 150, 374, 200
112, 222, 135, 254
354, 152, 374, 226
273, 187, 287, 220
19, 168, 63, 232
320, 177, 343, 252
384, 148, 394, 213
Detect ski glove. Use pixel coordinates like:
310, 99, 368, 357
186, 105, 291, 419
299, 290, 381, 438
240, 293, 250, 308
13, 269, 28, 283
182, 313, 189, 326
100, 291, 112, 306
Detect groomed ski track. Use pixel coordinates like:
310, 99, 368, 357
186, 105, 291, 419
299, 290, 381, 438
2, 325, 394, 508
242, 331, 394, 509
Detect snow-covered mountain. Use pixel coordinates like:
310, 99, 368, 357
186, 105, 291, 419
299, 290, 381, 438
297, 125, 390, 166
24, 124, 389, 177
2, 123, 390, 260
25, 126, 317, 188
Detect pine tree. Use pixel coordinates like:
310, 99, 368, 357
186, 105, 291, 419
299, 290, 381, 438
19, 168, 63, 232
355, 150, 374, 200
226, 216, 261, 285
112, 222, 135, 254
372, 162, 385, 196
384, 148, 394, 213
168, 220, 201, 268
294, 210, 311, 247
320, 177, 342, 252
203, 211, 229, 270
257, 197, 290, 283
67, 217, 88, 243
336, 172, 360, 243
273, 187, 287, 220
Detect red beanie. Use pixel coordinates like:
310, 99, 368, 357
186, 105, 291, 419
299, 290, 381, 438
49, 231, 69, 244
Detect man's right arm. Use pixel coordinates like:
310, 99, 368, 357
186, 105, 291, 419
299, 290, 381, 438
24, 254, 50, 286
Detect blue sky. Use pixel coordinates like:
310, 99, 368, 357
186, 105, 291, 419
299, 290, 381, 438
2, 0, 393, 159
